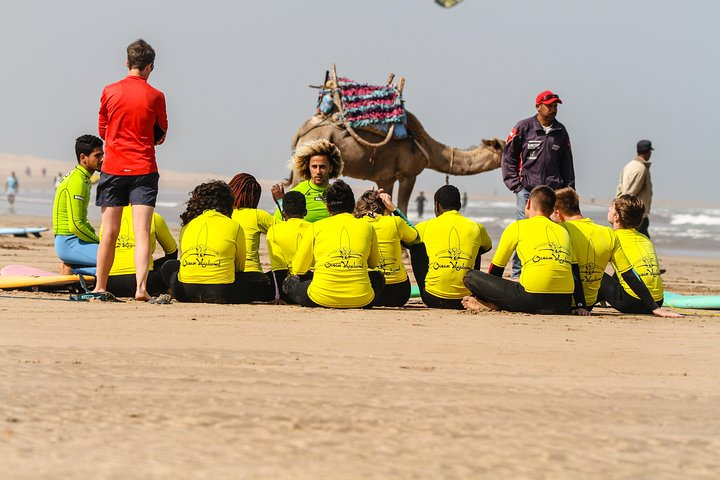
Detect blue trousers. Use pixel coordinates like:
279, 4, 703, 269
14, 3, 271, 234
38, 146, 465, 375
54, 235, 97, 275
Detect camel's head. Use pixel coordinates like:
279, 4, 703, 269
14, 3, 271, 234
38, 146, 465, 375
481, 137, 505, 154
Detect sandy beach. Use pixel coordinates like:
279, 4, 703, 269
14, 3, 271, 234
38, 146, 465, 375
1, 209, 719, 479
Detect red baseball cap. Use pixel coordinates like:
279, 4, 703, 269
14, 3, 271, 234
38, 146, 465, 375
536, 90, 563, 105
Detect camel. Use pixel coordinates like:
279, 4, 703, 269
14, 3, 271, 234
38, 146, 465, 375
289, 110, 504, 214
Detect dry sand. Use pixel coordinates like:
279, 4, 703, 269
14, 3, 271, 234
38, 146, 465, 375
2, 211, 720, 479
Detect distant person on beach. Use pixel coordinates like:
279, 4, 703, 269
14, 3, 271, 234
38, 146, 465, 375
283, 180, 385, 308
415, 191, 427, 218
461, 191, 468, 212
93, 38, 168, 301
272, 139, 343, 223
354, 189, 419, 307
54, 172, 64, 189
501, 90, 575, 277
5, 171, 18, 209
102, 206, 177, 298
409, 184, 492, 310
266, 191, 312, 303
616, 139, 654, 238
463, 186, 585, 315
161, 181, 259, 304
229, 173, 275, 302
52, 135, 104, 274
597, 194, 680, 316
552, 188, 680, 318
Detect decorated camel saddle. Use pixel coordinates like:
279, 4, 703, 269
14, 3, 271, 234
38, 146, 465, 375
315, 65, 409, 147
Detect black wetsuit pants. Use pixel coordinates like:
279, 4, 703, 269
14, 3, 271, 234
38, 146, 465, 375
464, 270, 571, 314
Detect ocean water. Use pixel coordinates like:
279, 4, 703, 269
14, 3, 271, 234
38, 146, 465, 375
3, 189, 718, 259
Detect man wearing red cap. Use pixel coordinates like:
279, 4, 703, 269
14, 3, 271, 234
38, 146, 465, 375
501, 90, 575, 277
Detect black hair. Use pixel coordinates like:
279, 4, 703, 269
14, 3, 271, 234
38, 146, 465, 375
434, 184, 461, 211
74, 134, 103, 162
324, 179, 355, 215
180, 180, 234, 226
283, 191, 307, 218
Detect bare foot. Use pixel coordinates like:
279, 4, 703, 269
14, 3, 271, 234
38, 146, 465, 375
59, 262, 73, 275
134, 290, 151, 302
462, 296, 498, 313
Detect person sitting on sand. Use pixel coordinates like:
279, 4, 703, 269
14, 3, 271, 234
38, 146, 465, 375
161, 180, 254, 304
102, 205, 177, 298
409, 184, 492, 309
228, 173, 275, 302
266, 191, 312, 303
52, 135, 104, 275
271, 139, 344, 223
283, 180, 385, 308
552, 188, 680, 317
354, 189, 419, 307
596, 194, 679, 316
463, 185, 586, 314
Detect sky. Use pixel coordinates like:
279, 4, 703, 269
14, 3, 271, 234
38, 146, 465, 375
1, 0, 718, 204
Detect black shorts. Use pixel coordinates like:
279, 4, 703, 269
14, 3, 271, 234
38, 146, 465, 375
95, 171, 159, 207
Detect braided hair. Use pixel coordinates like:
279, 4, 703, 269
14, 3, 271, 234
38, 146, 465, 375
228, 173, 262, 209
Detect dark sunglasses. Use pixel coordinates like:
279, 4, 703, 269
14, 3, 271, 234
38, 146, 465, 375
539, 94, 560, 102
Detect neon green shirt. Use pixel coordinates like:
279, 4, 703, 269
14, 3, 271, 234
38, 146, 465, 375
231, 208, 275, 273
274, 180, 329, 223
179, 210, 246, 285
363, 214, 418, 285
266, 218, 312, 272
563, 218, 632, 305
613, 228, 664, 301
492, 215, 574, 294
101, 206, 178, 276
416, 211, 492, 299
292, 212, 380, 308
52, 165, 99, 243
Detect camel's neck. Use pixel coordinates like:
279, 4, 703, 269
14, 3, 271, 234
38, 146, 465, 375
406, 111, 502, 176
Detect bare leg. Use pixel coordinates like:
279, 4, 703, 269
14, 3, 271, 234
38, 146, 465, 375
93, 206, 123, 292
132, 204, 154, 301
462, 295, 499, 313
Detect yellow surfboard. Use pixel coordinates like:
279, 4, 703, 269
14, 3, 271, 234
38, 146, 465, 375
0, 274, 95, 290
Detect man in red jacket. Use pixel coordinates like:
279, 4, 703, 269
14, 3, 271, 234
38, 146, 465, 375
93, 39, 168, 301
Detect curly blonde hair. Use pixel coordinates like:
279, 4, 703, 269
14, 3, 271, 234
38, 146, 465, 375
289, 139, 343, 181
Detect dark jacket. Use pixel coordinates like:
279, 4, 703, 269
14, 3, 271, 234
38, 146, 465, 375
501, 115, 575, 193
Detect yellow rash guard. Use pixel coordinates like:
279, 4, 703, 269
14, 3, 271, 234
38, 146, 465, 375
266, 217, 312, 272
102, 206, 178, 275
613, 228, 664, 301
292, 212, 379, 308
492, 215, 574, 294
562, 218, 632, 305
363, 214, 418, 285
416, 210, 492, 299
178, 210, 246, 284
231, 208, 275, 273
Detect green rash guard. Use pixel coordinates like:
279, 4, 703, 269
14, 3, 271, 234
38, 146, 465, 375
52, 165, 99, 243
274, 180, 329, 223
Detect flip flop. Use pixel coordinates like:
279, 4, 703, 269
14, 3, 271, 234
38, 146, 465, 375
148, 293, 172, 305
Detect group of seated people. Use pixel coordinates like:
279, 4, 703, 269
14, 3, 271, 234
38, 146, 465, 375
53, 136, 679, 316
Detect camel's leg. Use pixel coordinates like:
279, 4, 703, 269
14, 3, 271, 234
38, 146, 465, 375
395, 175, 416, 215
376, 179, 396, 201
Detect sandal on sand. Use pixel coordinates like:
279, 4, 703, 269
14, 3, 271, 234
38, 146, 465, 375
148, 293, 172, 305
69, 291, 122, 302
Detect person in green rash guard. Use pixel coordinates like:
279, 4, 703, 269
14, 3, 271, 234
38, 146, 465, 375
52, 135, 104, 275
271, 139, 343, 223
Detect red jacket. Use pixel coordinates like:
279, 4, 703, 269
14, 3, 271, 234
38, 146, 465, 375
99, 75, 168, 175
